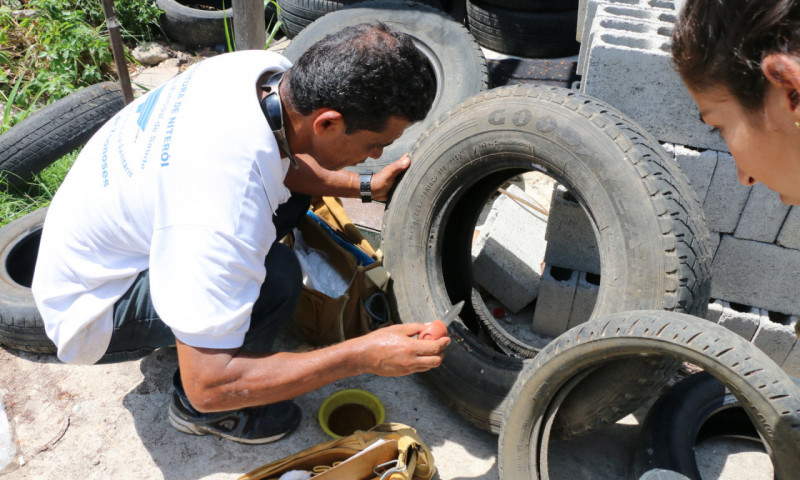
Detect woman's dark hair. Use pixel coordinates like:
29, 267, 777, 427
286, 21, 436, 133
672, 0, 800, 111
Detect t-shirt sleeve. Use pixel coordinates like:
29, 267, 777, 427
148, 222, 275, 348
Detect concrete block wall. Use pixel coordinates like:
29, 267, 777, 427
575, 0, 800, 376
578, 1, 728, 152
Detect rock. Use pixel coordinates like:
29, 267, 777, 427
12, 9, 38, 19
0, 398, 17, 475
131, 42, 172, 66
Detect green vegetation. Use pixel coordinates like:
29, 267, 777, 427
1, 0, 163, 132
1, 0, 284, 226
0, 0, 162, 225
0, 152, 76, 227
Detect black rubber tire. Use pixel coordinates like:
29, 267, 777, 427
498, 311, 800, 480
381, 84, 713, 435
282, 0, 489, 175
477, 0, 578, 11
0, 208, 54, 354
466, 0, 580, 58
276, 0, 444, 38
157, 0, 236, 47
632, 371, 773, 479
0, 82, 123, 189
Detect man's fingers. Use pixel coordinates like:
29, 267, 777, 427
384, 154, 410, 177
416, 336, 451, 355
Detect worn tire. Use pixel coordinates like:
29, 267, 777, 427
632, 371, 775, 479
498, 311, 800, 480
276, 0, 444, 38
282, 0, 488, 174
466, 0, 580, 58
0, 82, 123, 189
0, 208, 53, 354
157, 0, 235, 47
381, 84, 712, 435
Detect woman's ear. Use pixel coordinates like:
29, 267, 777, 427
762, 54, 800, 112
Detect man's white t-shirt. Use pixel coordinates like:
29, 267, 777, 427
32, 50, 294, 364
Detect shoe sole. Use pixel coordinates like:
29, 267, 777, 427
167, 402, 290, 445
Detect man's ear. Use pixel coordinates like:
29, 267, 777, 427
311, 109, 345, 137
762, 54, 800, 112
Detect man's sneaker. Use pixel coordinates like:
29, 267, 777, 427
167, 370, 301, 444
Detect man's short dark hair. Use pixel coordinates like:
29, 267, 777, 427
672, 0, 800, 112
286, 21, 436, 133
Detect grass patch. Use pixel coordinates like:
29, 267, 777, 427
0, 150, 77, 227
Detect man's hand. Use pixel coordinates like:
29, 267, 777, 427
371, 154, 411, 202
352, 322, 450, 377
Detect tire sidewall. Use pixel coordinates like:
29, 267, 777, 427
156, 0, 234, 46
498, 311, 800, 480
386, 87, 671, 330
382, 85, 704, 433
0, 208, 47, 310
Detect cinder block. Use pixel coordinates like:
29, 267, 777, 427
580, 6, 728, 151
532, 265, 578, 337
777, 206, 800, 250
543, 187, 600, 274
781, 340, 800, 378
734, 184, 790, 243
711, 235, 800, 316
705, 299, 724, 324
667, 144, 717, 204
702, 152, 752, 233
752, 320, 797, 366
708, 232, 721, 259
472, 185, 548, 312
715, 300, 761, 341
578, 3, 666, 75
566, 271, 600, 329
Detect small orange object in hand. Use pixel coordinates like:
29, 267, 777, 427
419, 319, 448, 340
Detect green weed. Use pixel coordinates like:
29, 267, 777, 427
0, 150, 77, 227
0, 0, 164, 132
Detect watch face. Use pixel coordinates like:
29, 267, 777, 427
360, 172, 372, 202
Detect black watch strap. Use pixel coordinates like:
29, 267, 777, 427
360, 171, 373, 203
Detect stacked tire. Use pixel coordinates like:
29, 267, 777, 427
276, 0, 443, 38
465, 0, 581, 58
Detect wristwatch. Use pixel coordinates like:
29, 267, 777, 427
360, 171, 373, 203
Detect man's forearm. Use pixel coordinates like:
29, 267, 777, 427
283, 153, 360, 197
177, 338, 368, 412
